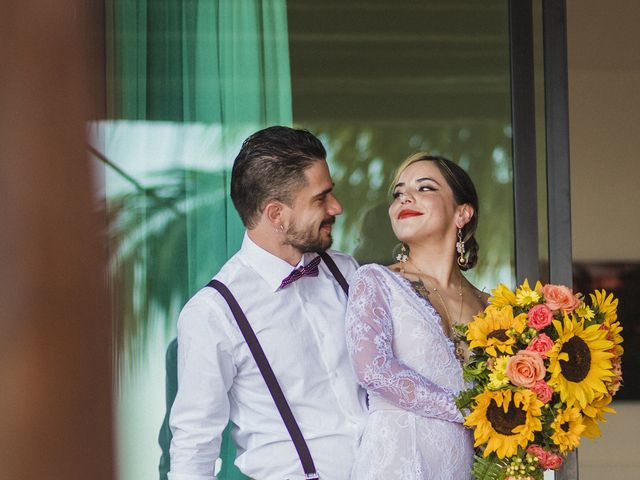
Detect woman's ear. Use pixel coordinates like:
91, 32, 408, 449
456, 204, 474, 229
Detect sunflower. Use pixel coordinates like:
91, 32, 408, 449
489, 284, 517, 307
589, 289, 618, 323
591, 289, 624, 357
602, 317, 624, 357
550, 406, 586, 452
467, 305, 527, 357
515, 279, 542, 307
465, 389, 543, 458
548, 314, 615, 409
581, 394, 615, 439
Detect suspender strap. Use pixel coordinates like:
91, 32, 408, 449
207, 279, 320, 480
317, 251, 349, 295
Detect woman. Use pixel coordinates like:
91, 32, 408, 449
346, 153, 487, 479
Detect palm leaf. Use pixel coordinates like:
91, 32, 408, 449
104, 164, 232, 373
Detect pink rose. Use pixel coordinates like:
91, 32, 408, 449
541, 284, 580, 312
542, 452, 564, 470
526, 333, 554, 358
527, 444, 547, 460
527, 445, 564, 470
531, 379, 553, 404
506, 351, 546, 388
527, 304, 554, 330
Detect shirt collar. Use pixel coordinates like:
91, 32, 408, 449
239, 232, 317, 292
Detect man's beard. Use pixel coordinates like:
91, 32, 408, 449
283, 217, 335, 253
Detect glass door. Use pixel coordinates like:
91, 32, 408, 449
288, 0, 516, 290
99, 1, 575, 479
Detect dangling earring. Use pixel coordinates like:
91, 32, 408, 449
456, 228, 467, 267
396, 243, 408, 273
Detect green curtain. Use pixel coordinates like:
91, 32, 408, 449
102, 1, 292, 479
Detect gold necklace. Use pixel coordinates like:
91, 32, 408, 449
405, 257, 464, 336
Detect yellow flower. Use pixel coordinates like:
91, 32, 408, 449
488, 356, 511, 389
467, 306, 527, 357
465, 389, 543, 458
489, 283, 517, 307
589, 289, 618, 323
548, 314, 615, 409
575, 303, 595, 321
550, 406, 586, 452
515, 279, 542, 307
602, 318, 624, 357
581, 394, 615, 439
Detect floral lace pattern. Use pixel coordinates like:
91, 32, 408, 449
346, 264, 473, 479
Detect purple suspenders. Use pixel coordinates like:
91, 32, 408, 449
207, 252, 349, 480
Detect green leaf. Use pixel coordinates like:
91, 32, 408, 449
471, 453, 509, 480
455, 385, 482, 410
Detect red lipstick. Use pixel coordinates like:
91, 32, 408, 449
398, 209, 423, 220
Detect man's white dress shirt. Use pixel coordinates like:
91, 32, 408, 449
168, 234, 367, 480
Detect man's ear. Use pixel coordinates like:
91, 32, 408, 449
455, 204, 474, 229
263, 200, 286, 231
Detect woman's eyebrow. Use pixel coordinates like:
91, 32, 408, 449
416, 176, 441, 186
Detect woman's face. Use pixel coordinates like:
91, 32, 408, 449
388, 160, 463, 244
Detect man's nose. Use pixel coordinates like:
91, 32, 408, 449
327, 193, 343, 215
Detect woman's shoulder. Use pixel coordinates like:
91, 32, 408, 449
353, 263, 407, 292
477, 289, 490, 307
356, 262, 399, 278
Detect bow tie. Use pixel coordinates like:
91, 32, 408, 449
279, 255, 322, 290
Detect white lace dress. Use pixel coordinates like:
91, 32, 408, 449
346, 264, 474, 480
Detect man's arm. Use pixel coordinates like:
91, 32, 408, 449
168, 295, 237, 480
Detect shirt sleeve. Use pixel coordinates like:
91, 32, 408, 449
168, 293, 237, 480
345, 266, 463, 423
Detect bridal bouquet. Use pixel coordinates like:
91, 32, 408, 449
454, 280, 623, 480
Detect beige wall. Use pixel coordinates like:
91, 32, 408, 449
568, 0, 640, 261
567, 3, 640, 480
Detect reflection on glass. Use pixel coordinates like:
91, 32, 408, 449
93, 121, 251, 480
307, 124, 515, 291
289, 0, 515, 289
104, 1, 292, 478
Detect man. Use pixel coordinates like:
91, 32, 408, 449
168, 126, 367, 480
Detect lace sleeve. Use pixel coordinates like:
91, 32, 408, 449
345, 266, 463, 423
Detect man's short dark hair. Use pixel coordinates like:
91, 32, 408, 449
230, 126, 327, 228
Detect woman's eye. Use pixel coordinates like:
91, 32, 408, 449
418, 186, 434, 192
392, 191, 401, 199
